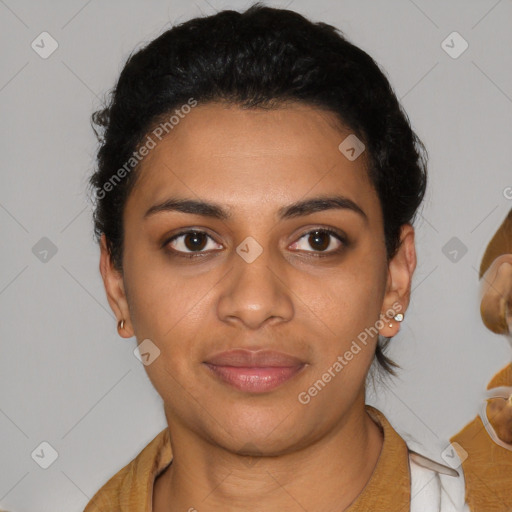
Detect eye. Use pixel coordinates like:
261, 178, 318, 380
290, 228, 347, 255
164, 227, 348, 260
165, 230, 222, 258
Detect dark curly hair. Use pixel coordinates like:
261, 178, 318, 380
87, 2, 428, 380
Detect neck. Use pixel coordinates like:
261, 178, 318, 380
153, 402, 384, 512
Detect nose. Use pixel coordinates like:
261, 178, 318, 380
216, 245, 294, 330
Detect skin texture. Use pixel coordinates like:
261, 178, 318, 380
99, 102, 417, 511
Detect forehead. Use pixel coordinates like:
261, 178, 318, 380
125, 102, 379, 222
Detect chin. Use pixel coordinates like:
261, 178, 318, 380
203, 408, 317, 455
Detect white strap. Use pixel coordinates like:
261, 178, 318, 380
409, 459, 441, 512
408, 447, 470, 511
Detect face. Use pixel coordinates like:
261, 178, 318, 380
100, 101, 415, 455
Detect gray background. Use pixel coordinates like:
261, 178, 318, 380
1, 0, 511, 510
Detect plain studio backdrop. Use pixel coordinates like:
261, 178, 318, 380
1, 0, 511, 510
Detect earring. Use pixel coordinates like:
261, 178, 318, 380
118, 319, 125, 330
388, 313, 404, 328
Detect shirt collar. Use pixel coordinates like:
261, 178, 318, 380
85, 404, 411, 512
345, 405, 411, 511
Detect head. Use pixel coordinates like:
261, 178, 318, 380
89, 4, 425, 454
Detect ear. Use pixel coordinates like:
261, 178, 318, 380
99, 233, 134, 338
378, 224, 417, 337
479, 253, 512, 334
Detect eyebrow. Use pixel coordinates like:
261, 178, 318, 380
144, 195, 368, 223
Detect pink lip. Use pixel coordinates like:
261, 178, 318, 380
203, 349, 306, 393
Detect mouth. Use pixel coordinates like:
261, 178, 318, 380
203, 349, 307, 393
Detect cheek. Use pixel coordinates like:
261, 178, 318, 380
122, 251, 223, 391
297, 263, 385, 342
123, 247, 217, 341
292, 264, 386, 393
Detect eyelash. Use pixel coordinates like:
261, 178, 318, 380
163, 228, 348, 260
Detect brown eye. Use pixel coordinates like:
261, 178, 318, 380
166, 230, 222, 256
308, 231, 330, 251
183, 232, 208, 251
290, 229, 346, 254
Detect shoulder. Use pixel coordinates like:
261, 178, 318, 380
83, 427, 171, 512
364, 405, 470, 511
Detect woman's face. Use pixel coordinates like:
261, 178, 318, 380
101, 102, 414, 455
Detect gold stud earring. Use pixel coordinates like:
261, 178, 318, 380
118, 319, 125, 330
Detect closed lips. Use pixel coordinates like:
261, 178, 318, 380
202, 349, 307, 393
204, 349, 305, 367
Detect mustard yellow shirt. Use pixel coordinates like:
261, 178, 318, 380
82, 384, 512, 512
83, 405, 411, 511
